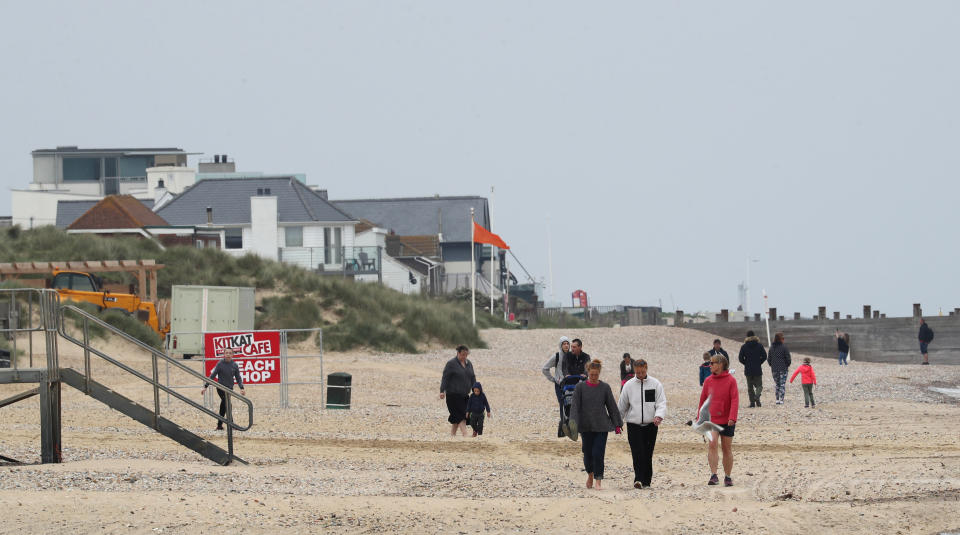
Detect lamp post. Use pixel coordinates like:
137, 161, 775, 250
746, 257, 759, 316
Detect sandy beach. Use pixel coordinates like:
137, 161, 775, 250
1, 326, 959, 534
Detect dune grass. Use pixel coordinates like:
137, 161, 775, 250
0, 227, 502, 352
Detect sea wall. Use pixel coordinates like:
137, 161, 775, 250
684, 315, 960, 365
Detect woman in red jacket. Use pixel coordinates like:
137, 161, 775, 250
698, 354, 739, 487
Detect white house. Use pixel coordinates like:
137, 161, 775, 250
156, 176, 360, 270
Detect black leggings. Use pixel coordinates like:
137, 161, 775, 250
216, 389, 228, 421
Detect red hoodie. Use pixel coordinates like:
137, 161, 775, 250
698, 371, 739, 425
789, 364, 817, 385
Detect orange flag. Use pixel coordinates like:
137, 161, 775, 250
473, 221, 509, 249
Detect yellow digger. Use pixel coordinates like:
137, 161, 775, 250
50, 269, 168, 337
0, 260, 169, 338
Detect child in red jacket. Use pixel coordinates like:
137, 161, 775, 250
789, 357, 817, 408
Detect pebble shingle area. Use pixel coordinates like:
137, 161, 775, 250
1, 326, 959, 534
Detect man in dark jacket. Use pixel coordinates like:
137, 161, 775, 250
709, 339, 729, 359
836, 330, 850, 366
918, 319, 934, 365
201, 348, 246, 430
564, 338, 590, 377
738, 330, 767, 407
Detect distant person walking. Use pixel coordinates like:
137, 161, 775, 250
789, 357, 818, 408
768, 332, 792, 405
439, 345, 476, 437
570, 359, 623, 490
699, 353, 739, 486
565, 338, 590, 377
620, 353, 635, 386
918, 319, 934, 365
709, 339, 729, 359
201, 348, 246, 431
617, 359, 666, 489
738, 330, 767, 408
542, 336, 572, 436
836, 330, 850, 365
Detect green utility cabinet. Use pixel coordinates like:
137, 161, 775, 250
168, 285, 255, 358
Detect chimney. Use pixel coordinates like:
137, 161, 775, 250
206, 206, 213, 225
214, 155, 220, 163
153, 179, 168, 207
317, 189, 328, 200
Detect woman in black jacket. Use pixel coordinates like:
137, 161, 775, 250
768, 332, 791, 405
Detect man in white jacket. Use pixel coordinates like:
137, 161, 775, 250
617, 359, 667, 488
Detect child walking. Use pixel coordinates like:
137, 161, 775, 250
699, 352, 712, 386
789, 357, 817, 408
466, 382, 492, 437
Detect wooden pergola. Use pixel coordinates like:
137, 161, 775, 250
0, 260, 163, 302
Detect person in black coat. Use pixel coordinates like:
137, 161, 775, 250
619, 353, 635, 383
768, 332, 791, 405
836, 330, 850, 366
918, 319, 934, 365
564, 339, 590, 377
738, 330, 767, 408
440, 345, 476, 436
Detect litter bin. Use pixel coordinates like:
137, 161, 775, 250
326, 372, 352, 409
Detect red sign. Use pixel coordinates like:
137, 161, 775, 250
203, 331, 281, 385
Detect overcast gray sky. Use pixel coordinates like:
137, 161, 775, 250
1, 1, 958, 317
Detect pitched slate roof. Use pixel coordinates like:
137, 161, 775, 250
157, 176, 356, 225
68, 195, 168, 230
332, 196, 490, 243
57, 198, 156, 228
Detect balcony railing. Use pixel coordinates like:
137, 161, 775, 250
280, 246, 381, 275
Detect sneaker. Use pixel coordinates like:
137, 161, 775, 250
724, 476, 733, 487
749, 402, 755, 408
634, 481, 642, 489
921, 362, 930, 365
756, 400, 761, 407
775, 400, 783, 405
557, 422, 564, 438
804, 405, 809, 408
215, 425, 223, 431
708, 474, 719, 485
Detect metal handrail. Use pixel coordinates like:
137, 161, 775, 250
56, 305, 253, 434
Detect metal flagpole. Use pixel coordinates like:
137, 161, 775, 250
490, 186, 495, 316
490, 244, 495, 315
471, 208, 476, 326
763, 289, 772, 348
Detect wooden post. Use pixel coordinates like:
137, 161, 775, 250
137, 268, 147, 302
846, 314, 852, 319
720, 309, 729, 322
881, 313, 886, 318
863, 305, 871, 319
913, 303, 922, 318
769, 307, 777, 321
754, 313, 761, 322
779, 316, 784, 321
794, 312, 801, 320
818, 306, 827, 320
38, 375, 62, 463
833, 311, 840, 320
675, 310, 684, 327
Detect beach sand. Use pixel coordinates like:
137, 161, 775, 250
1, 326, 959, 534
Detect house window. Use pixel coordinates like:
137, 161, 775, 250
63, 158, 101, 181
323, 227, 342, 264
285, 226, 303, 247
225, 228, 243, 249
